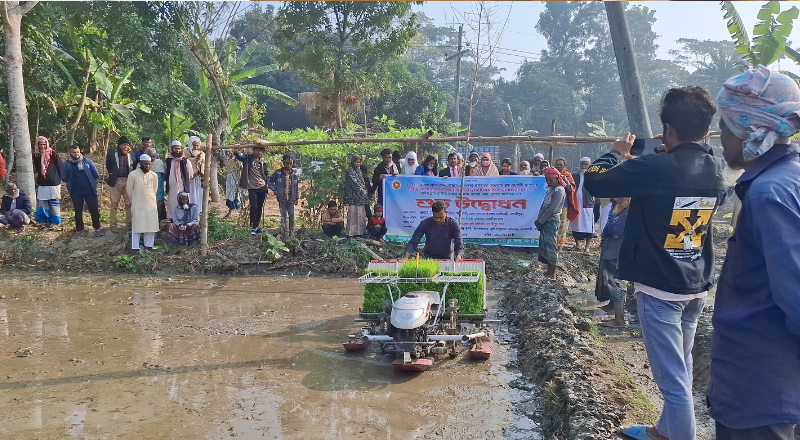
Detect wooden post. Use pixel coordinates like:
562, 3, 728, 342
549, 119, 556, 163
200, 134, 213, 256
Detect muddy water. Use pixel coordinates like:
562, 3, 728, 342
0, 272, 540, 439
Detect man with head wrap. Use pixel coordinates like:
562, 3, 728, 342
709, 66, 800, 440
584, 86, 728, 440
464, 150, 480, 176
126, 154, 159, 251
165, 140, 194, 222
33, 136, 63, 230
536, 167, 567, 278
568, 157, 596, 252
185, 136, 205, 208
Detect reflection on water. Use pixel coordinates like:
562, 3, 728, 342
0, 272, 541, 439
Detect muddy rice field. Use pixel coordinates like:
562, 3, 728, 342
0, 272, 542, 440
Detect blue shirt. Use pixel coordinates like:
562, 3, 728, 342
708, 144, 800, 428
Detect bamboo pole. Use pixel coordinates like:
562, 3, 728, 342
200, 134, 213, 256
211, 135, 609, 151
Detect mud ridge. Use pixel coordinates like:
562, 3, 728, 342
500, 261, 656, 440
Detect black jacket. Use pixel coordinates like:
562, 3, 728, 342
105, 150, 134, 186
1, 190, 32, 215
584, 143, 728, 294
33, 153, 62, 186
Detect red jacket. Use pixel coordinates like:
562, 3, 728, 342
368, 216, 385, 227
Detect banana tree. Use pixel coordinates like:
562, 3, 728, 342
722, 1, 799, 68
87, 64, 151, 157
188, 32, 298, 201
162, 112, 195, 144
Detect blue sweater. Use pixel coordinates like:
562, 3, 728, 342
60, 158, 99, 195
708, 144, 800, 429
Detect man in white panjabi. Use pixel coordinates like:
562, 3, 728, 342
186, 136, 205, 208
568, 157, 596, 252
164, 140, 194, 221
126, 154, 160, 251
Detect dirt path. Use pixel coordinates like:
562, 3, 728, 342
0, 272, 541, 439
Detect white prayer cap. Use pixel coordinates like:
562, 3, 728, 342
580, 156, 592, 163
139, 154, 152, 162
171, 140, 182, 147
534, 153, 544, 159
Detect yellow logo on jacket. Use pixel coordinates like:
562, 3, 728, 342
664, 197, 717, 258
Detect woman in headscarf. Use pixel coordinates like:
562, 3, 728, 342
185, 136, 205, 208
473, 153, 499, 176
402, 151, 418, 175
32, 136, 63, 230
414, 155, 438, 176
536, 167, 567, 278
553, 156, 578, 248
344, 155, 369, 237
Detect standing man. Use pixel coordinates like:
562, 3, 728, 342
464, 150, 480, 176
371, 148, 398, 206
164, 140, 193, 221
133, 137, 157, 167
584, 87, 728, 440
709, 67, 800, 439
144, 147, 167, 221
403, 200, 463, 261
536, 167, 567, 278
530, 153, 544, 175
106, 136, 134, 231
438, 152, 462, 177
268, 154, 300, 234
126, 155, 159, 251
236, 147, 270, 235
60, 145, 103, 237
568, 157, 596, 252
500, 158, 518, 175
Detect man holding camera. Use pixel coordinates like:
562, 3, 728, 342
584, 87, 728, 440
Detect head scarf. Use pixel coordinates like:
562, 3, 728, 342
350, 155, 361, 168
543, 166, 565, 186
717, 65, 800, 161
474, 153, 499, 176
403, 151, 418, 175
34, 136, 53, 178
187, 136, 202, 156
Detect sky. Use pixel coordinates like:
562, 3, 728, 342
412, 1, 800, 79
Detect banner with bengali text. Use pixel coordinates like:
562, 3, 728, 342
383, 175, 547, 246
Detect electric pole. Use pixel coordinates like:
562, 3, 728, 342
445, 24, 465, 125
605, 2, 653, 139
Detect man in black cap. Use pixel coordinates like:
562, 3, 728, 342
268, 154, 299, 233
105, 136, 134, 231
464, 150, 480, 176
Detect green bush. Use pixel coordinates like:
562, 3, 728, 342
361, 273, 484, 314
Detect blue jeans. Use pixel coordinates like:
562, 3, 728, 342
637, 291, 706, 440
